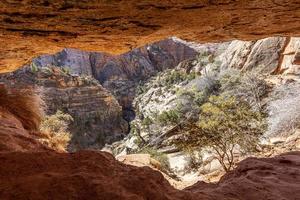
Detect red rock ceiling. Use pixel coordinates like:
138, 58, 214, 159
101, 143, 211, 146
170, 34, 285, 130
0, 0, 300, 72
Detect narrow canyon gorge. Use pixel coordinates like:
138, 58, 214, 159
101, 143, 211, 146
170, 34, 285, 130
0, 1, 300, 200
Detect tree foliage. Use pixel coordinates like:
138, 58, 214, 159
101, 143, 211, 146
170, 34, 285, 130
174, 95, 266, 172
219, 69, 269, 111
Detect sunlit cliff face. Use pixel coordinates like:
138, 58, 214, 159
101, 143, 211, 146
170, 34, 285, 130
1, 0, 300, 72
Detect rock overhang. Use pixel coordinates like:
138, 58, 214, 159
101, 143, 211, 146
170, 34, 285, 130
0, 0, 300, 72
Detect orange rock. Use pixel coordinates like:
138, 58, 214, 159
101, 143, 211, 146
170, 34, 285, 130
1, 0, 300, 72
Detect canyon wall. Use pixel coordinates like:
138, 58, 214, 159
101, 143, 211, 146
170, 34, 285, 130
0, 67, 127, 150
32, 38, 198, 120
1, 36, 300, 150
220, 37, 300, 74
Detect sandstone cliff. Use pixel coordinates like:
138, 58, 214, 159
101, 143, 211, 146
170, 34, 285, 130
0, 149, 299, 200
0, 67, 128, 150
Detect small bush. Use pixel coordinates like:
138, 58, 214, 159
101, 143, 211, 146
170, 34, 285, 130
61, 66, 71, 75
157, 109, 181, 125
219, 69, 268, 111
138, 147, 170, 172
39, 110, 73, 152
141, 116, 152, 127
30, 63, 39, 73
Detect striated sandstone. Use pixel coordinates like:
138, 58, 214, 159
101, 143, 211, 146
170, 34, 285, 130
0, 67, 128, 150
0, 0, 300, 72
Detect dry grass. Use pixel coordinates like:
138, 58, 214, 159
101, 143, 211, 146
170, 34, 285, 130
39, 110, 73, 152
0, 85, 44, 131
39, 130, 71, 152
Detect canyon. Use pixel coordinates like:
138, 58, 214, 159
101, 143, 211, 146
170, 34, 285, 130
1, 1, 300, 200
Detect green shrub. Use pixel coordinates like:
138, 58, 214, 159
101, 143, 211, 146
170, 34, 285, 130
163, 70, 196, 87
30, 63, 39, 73
157, 109, 181, 125
141, 116, 152, 127
139, 147, 170, 172
61, 66, 71, 75
219, 69, 269, 111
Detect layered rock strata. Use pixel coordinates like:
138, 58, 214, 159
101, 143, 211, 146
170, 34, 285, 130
0, 67, 128, 150
1, 0, 300, 72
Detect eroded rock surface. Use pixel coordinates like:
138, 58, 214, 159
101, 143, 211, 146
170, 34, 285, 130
1, 0, 300, 72
0, 108, 48, 152
221, 37, 300, 74
0, 149, 299, 200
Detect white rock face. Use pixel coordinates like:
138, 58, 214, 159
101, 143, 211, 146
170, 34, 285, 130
220, 40, 254, 69
220, 37, 286, 73
220, 37, 300, 75
168, 152, 189, 174
281, 37, 300, 74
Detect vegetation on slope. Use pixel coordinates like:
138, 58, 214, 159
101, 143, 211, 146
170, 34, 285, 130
122, 52, 270, 173
39, 110, 73, 152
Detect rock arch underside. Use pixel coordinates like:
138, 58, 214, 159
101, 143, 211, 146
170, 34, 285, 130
1, 0, 300, 72
1, 1, 300, 200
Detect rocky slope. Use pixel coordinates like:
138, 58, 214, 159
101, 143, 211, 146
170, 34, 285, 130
1, 0, 300, 72
0, 108, 48, 153
0, 149, 299, 200
113, 36, 300, 179
1, 93, 299, 198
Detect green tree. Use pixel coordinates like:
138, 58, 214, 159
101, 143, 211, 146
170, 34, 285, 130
174, 95, 266, 172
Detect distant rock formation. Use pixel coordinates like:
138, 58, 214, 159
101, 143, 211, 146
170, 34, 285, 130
220, 37, 300, 74
0, 38, 197, 149
32, 38, 198, 120
2, 37, 299, 150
